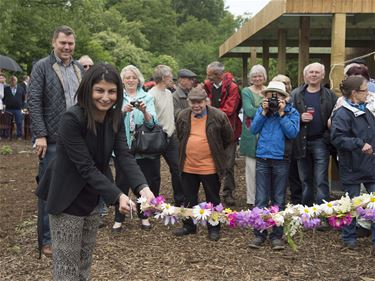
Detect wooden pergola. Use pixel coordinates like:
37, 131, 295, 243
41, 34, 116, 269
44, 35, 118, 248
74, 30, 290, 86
219, 0, 375, 94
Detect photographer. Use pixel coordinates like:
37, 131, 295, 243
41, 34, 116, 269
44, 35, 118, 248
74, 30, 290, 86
248, 81, 300, 250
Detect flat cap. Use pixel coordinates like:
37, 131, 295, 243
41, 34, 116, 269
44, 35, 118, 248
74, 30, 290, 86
178, 68, 197, 78
188, 88, 207, 100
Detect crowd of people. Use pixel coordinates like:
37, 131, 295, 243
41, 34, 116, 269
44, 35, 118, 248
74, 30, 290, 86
1, 24, 375, 279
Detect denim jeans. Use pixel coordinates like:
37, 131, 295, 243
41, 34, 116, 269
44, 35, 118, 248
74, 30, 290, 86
342, 182, 375, 245
6, 109, 23, 138
162, 134, 184, 206
222, 141, 237, 198
254, 158, 289, 240
297, 138, 330, 206
38, 143, 56, 246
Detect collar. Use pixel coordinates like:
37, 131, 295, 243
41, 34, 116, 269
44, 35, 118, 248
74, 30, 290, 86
213, 81, 222, 89
342, 100, 366, 117
54, 51, 72, 66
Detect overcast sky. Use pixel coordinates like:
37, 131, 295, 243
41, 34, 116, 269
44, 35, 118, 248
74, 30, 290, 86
225, 0, 271, 17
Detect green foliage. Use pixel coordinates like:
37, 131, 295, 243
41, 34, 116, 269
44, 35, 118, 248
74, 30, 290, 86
0, 145, 13, 155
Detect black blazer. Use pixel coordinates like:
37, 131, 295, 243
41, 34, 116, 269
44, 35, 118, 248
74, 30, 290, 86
3, 85, 25, 109
36, 105, 147, 215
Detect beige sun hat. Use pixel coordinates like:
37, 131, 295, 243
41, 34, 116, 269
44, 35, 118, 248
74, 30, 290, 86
261, 81, 289, 97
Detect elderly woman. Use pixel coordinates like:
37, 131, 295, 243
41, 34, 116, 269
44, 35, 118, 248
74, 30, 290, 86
112, 65, 159, 232
331, 76, 375, 252
239, 64, 267, 208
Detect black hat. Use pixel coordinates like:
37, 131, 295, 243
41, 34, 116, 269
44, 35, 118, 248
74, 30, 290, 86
347, 58, 367, 66
178, 69, 197, 78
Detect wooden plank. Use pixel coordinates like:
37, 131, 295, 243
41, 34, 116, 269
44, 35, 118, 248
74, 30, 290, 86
298, 16, 310, 85
277, 29, 287, 74
262, 41, 270, 76
330, 13, 346, 96
242, 54, 249, 87
250, 47, 257, 66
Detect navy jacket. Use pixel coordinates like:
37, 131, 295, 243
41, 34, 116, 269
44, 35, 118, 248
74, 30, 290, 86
331, 101, 375, 185
3, 85, 25, 109
251, 103, 300, 160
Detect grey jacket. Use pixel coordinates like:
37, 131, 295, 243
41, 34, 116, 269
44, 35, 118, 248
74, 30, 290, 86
28, 52, 83, 144
172, 86, 189, 120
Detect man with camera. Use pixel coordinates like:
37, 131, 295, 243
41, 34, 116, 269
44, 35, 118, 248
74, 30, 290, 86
249, 81, 300, 250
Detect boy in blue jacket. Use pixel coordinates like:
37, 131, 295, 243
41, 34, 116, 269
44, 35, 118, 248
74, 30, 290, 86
249, 80, 300, 250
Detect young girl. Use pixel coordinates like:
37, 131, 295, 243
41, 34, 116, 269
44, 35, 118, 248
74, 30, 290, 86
36, 63, 154, 280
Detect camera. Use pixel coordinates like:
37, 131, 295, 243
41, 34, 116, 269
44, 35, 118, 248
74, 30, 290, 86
130, 99, 141, 108
267, 93, 279, 111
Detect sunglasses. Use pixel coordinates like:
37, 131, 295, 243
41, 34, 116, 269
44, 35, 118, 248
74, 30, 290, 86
83, 64, 93, 69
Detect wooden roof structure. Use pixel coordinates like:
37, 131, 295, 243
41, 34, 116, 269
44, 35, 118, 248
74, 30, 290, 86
219, 0, 375, 92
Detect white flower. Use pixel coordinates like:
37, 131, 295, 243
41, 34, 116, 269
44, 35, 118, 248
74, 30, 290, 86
301, 206, 315, 218
367, 195, 375, 209
137, 197, 147, 204
321, 201, 335, 215
208, 213, 220, 226
272, 213, 285, 227
311, 204, 321, 216
334, 195, 352, 213
160, 203, 175, 216
192, 205, 211, 221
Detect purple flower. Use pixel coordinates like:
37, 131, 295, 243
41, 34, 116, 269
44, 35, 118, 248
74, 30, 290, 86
214, 203, 224, 212
327, 214, 353, 229
300, 213, 321, 229
151, 195, 165, 206
357, 207, 375, 221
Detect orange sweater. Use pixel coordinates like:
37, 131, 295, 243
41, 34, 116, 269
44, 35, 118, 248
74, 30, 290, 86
183, 115, 216, 175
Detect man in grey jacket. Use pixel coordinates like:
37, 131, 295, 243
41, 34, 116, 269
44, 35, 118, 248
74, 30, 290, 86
172, 68, 197, 119
28, 25, 83, 257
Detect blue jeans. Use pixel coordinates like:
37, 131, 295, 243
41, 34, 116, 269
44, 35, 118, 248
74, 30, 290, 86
6, 109, 23, 138
38, 143, 56, 246
342, 182, 375, 245
254, 158, 289, 240
297, 138, 330, 206
162, 134, 184, 206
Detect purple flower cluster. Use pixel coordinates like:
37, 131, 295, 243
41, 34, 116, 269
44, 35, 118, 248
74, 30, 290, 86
226, 207, 276, 231
300, 213, 321, 229
357, 207, 375, 221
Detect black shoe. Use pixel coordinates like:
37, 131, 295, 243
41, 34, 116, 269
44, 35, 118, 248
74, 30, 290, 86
208, 231, 220, 241
140, 223, 152, 231
112, 226, 122, 233
98, 219, 105, 229
271, 239, 285, 251
249, 237, 265, 249
224, 195, 236, 207
174, 227, 197, 237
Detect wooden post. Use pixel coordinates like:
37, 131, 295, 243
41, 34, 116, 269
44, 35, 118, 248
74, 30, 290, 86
298, 16, 310, 85
263, 41, 270, 77
331, 13, 346, 96
250, 47, 257, 66
277, 29, 286, 74
242, 54, 249, 86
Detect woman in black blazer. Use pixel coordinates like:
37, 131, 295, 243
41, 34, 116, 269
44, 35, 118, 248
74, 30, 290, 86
36, 63, 154, 280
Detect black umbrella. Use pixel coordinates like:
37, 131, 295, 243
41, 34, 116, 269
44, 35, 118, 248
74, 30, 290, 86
0, 55, 22, 72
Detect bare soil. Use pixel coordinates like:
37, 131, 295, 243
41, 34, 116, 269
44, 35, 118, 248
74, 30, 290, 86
0, 140, 374, 281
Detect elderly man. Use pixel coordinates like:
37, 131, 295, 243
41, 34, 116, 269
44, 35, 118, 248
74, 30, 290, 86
78, 55, 94, 72
28, 25, 84, 257
3, 76, 26, 139
174, 88, 233, 241
148, 65, 184, 207
291, 62, 337, 208
204, 61, 241, 206
172, 68, 197, 119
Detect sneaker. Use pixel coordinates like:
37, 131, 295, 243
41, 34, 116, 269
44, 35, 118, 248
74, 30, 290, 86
223, 194, 236, 207
208, 231, 220, 241
112, 222, 123, 233
343, 241, 358, 250
271, 239, 285, 251
173, 227, 197, 237
41, 244, 52, 258
249, 237, 265, 249
140, 219, 152, 230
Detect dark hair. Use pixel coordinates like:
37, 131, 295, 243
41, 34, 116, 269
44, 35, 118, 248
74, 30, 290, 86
52, 25, 75, 41
346, 65, 370, 81
340, 76, 366, 98
75, 63, 123, 134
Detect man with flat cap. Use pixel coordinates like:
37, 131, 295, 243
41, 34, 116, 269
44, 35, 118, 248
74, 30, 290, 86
174, 88, 233, 241
173, 68, 197, 119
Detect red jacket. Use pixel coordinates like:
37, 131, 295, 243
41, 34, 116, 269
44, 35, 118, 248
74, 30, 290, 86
204, 72, 242, 140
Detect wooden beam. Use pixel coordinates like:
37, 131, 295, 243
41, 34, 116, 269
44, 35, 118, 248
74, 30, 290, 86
262, 41, 270, 76
250, 47, 257, 66
298, 16, 310, 85
242, 54, 249, 87
330, 13, 346, 96
277, 29, 287, 74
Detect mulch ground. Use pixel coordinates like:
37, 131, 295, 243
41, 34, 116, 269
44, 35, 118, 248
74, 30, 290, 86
0, 140, 374, 281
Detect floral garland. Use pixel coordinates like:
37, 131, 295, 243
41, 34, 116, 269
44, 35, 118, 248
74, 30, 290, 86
139, 193, 375, 250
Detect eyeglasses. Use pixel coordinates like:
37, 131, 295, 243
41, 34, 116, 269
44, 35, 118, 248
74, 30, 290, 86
83, 64, 93, 69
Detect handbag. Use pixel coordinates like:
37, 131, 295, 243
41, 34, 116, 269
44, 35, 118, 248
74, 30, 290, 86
131, 123, 168, 155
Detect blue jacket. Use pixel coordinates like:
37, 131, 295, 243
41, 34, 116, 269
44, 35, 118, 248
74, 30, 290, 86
251, 103, 300, 160
331, 101, 375, 184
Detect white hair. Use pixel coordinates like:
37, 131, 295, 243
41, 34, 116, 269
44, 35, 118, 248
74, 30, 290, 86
303, 62, 325, 77
120, 65, 145, 88
248, 64, 267, 82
